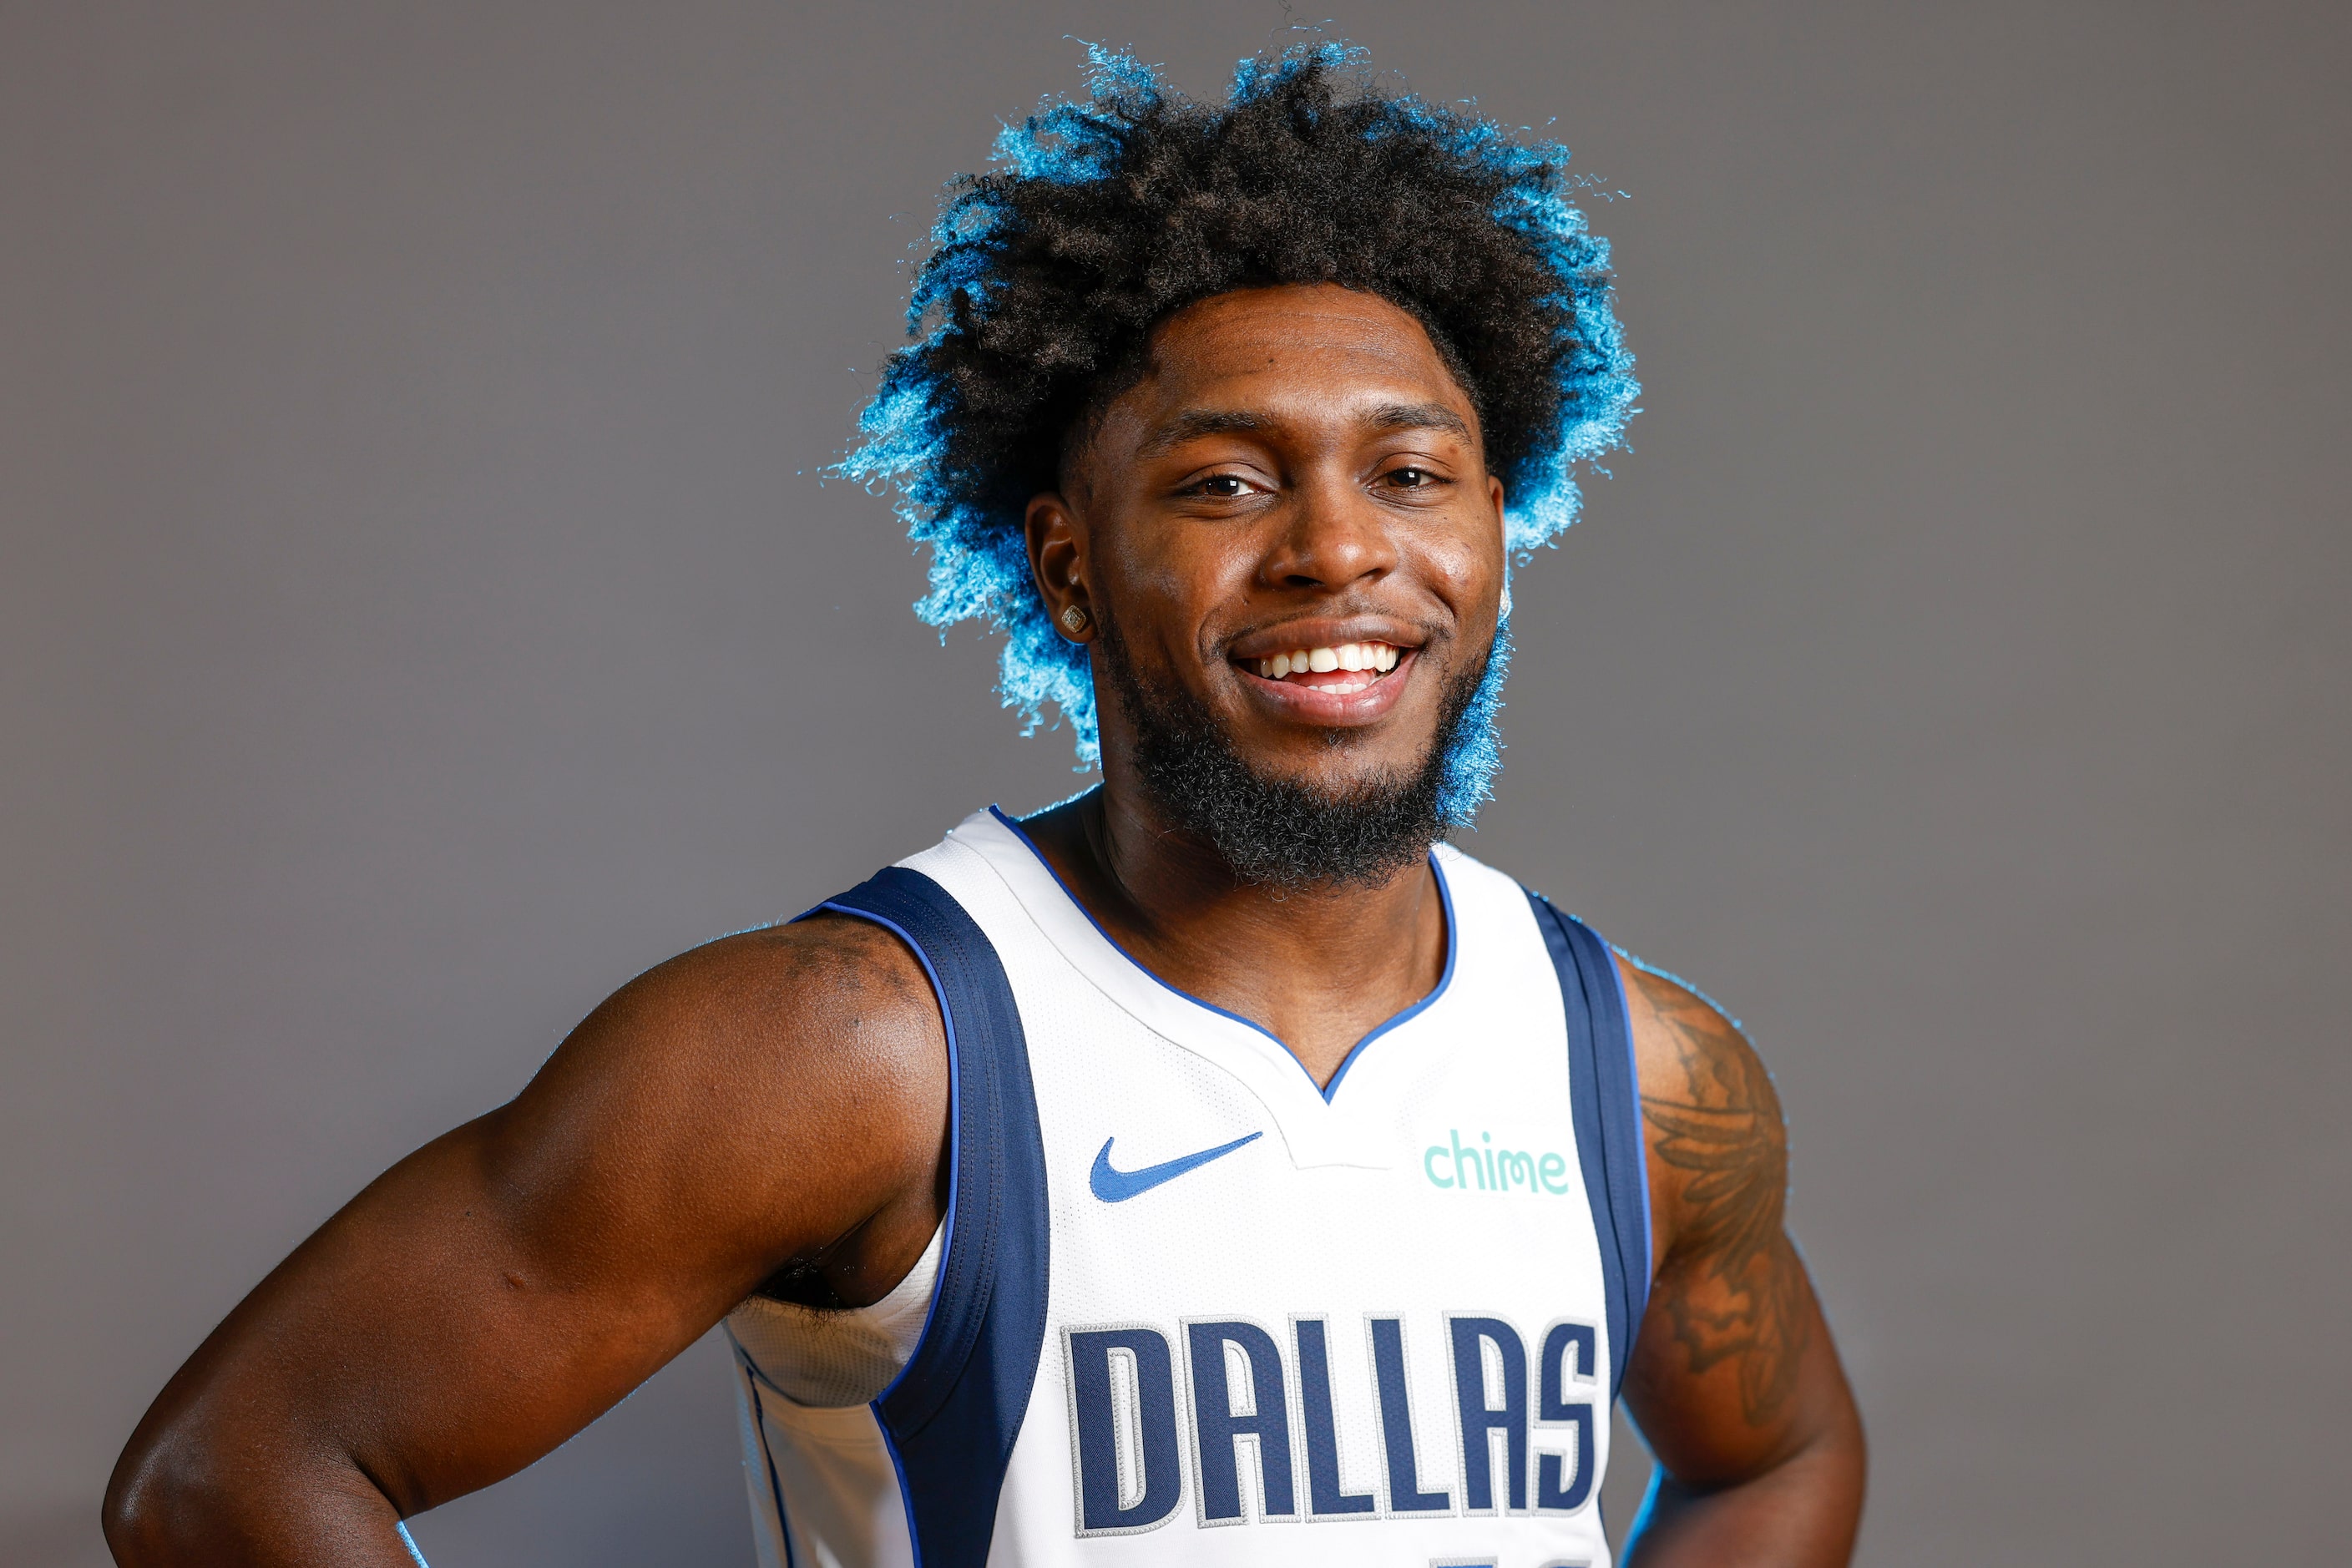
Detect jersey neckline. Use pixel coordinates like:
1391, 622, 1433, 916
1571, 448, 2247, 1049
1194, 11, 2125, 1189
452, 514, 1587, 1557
979, 801, 1458, 1105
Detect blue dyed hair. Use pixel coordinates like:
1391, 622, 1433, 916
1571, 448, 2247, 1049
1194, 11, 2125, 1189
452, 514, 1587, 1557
845, 41, 1636, 817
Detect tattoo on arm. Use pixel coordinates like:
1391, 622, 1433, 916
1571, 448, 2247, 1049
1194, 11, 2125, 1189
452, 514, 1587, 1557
1636, 973, 1811, 1428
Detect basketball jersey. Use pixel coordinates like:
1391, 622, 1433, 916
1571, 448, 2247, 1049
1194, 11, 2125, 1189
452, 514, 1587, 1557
726, 805, 1651, 1568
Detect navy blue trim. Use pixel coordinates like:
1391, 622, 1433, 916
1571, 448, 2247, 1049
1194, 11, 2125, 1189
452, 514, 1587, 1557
1525, 892, 1651, 1403
805, 867, 1050, 1568
740, 1363, 799, 1568
809, 898, 961, 1405
1598, 942, 1655, 1292
987, 802, 1456, 1102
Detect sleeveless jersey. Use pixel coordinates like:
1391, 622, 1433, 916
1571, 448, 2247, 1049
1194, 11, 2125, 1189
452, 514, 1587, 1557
726, 807, 1651, 1568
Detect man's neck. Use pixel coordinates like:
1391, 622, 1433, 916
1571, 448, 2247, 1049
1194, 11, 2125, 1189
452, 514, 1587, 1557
1015, 784, 1448, 1088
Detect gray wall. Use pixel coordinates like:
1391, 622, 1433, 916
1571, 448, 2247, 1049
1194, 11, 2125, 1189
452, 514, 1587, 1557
4, 3, 2344, 1564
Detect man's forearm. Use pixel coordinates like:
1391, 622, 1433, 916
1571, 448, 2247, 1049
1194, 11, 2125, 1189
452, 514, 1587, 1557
1620, 1419, 1866, 1568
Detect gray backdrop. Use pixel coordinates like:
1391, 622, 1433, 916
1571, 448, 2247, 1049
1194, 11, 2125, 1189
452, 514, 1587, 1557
4, 3, 2345, 1564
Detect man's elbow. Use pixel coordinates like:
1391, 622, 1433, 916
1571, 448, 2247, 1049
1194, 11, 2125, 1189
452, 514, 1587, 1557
104, 1415, 270, 1566
104, 1425, 208, 1565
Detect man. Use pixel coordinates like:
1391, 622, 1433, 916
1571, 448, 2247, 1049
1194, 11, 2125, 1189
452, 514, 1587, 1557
105, 44, 1864, 1567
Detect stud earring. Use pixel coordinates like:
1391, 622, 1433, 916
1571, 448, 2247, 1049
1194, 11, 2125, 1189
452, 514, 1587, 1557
1060, 604, 1092, 636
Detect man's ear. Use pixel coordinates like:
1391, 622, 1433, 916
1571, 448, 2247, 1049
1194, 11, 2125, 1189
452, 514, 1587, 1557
1488, 474, 1512, 619
1025, 491, 1095, 642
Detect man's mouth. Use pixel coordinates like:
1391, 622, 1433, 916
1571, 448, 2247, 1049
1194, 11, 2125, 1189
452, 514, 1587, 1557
1242, 640, 1404, 696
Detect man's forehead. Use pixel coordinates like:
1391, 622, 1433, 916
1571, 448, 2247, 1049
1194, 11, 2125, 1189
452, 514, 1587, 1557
1147, 286, 1450, 384
1105, 286, 1478, 448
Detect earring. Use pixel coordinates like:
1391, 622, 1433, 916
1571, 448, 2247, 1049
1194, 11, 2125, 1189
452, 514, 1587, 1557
1060, 604, 1092, 636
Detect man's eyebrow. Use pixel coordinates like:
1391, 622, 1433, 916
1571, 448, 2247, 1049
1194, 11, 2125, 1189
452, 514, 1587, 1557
1135, 408, 1277, 458
1363, 401, 1473, 439
1135, 402, 1472, 458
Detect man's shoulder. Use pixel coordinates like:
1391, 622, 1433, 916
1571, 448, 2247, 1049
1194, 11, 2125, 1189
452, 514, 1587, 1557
1613, 954, 1788, 1263
641, 908, 940, 1044
1617, 958, 1780, 1134
513, 908, 946, 1130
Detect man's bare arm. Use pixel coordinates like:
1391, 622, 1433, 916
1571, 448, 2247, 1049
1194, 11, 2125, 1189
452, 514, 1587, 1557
1617, 959, 1865, 1565
103, 914, 948, 1566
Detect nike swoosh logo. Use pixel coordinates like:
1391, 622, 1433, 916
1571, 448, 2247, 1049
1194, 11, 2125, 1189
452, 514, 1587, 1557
1089, 1130, 1263, 1203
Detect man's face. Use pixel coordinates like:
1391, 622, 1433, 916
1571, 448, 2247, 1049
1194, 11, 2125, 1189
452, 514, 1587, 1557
1029, 283, 1507, 814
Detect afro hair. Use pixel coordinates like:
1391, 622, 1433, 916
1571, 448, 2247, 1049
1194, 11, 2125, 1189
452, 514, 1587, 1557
844, 40, 1637, 787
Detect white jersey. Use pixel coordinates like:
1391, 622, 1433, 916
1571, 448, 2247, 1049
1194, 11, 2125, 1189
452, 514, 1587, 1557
727, 806, 1651, 1568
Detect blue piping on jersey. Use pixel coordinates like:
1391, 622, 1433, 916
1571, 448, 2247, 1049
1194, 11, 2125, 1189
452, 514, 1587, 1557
1319, 862, 1456, 1100
1597, 943, 1655, 1289
985, 802, 1457, 1103
875, 1420, 924, 1568
816, 869, 1051, 1565
1525, 893, 1651, 1404
806, 901, 961, 1410
798, 897, 962, 1567
745, 1364, 801, 1568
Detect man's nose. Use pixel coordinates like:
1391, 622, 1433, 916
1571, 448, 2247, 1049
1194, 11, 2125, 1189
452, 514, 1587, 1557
1259, 473, 1400, 590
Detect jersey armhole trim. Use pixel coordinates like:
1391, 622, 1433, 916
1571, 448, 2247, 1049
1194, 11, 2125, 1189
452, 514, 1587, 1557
1524, 890, 1652, 1404
736, 1358, 801, 1568
1599, 941, 1655, 1292
803, 867, 1050, 1568
806, 899, 960, 1408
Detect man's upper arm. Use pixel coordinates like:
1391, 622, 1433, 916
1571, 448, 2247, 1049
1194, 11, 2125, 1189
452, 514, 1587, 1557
1616, 955, 1845, 1485
106, 913, 948, 1551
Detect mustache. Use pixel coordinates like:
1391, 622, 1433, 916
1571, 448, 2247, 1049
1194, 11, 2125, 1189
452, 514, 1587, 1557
1209, 604, 1451, 660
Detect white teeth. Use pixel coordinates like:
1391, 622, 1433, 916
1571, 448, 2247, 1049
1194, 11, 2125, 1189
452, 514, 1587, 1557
1250, 641, 1404, 681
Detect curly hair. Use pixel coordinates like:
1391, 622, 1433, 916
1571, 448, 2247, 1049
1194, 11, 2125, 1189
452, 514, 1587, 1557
844, 41, 1637, 810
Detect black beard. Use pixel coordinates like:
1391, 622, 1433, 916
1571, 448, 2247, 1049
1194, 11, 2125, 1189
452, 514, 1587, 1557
1095, 621, 1488, 890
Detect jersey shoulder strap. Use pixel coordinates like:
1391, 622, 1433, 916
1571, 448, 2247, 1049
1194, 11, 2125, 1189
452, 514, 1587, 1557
810, 866, 1051, 1568
1523, 890, 1653, 1400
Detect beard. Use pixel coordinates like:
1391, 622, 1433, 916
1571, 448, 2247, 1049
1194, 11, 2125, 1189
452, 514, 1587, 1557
1093, 616, 1500, 890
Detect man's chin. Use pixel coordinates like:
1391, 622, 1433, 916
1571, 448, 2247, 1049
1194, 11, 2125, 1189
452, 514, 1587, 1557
1116, 694, 1461, 890
1221, 752, 1428, 815
1164, 768, 1444, 889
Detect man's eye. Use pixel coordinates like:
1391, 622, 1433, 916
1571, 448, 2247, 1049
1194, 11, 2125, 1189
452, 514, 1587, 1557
1193, 474, 1251, 497
1384, 467, 1439, 488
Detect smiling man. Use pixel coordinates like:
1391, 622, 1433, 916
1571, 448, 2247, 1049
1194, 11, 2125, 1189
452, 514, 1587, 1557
106, 44, 1863, 1568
